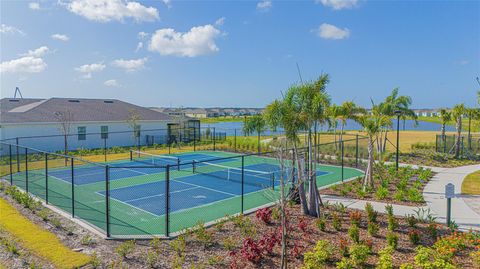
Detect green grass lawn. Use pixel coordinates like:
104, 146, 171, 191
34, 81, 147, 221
462, 170, 480, 195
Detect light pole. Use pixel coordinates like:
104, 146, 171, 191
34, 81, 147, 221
395, 110, 402, 171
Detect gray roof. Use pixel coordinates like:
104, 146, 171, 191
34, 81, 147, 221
0, 98, 171, 124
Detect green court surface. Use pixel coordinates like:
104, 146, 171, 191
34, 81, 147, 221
9, 150, 364, 237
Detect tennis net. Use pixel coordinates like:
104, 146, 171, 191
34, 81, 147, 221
130, 150, 180, 168
193, 161, 275, 189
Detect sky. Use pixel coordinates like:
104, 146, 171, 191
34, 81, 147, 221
1, 0, 479, 108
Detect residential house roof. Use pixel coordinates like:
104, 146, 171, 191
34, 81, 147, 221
0, 98, 172, 124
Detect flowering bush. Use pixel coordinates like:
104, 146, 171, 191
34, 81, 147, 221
255, 207, 272, 224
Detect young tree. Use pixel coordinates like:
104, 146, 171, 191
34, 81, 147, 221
465, 108, 479, 150
439, 108, 452, 152
337, 101, 364, 143
243, 114, 267, 153
451, 104, 465, 158
126, 109, 141, 148
54, 109, 74, 165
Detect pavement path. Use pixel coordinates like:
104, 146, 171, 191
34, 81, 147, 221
423, 164, 480, 231
321, 164, 480, 231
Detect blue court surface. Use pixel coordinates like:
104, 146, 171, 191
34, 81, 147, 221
45, 153, 232, 186
98, 163, 329, 216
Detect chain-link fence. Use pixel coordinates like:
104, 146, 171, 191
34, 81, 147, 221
435, 134, 480, 158
0, 133, 368, 239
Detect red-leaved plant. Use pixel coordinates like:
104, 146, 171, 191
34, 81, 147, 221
240, 238, 263, 263
255, 207, 273, 224
298, 218, 309, 234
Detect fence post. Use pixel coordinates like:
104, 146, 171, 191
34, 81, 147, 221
193, 127, 196, 152
165, 165, 170, 237
16, 137, 20, 172
234, 129, 237, 152
71, 158, 75, 218
104, 138, 107, 163
241, 156, 244, 214
45, 153, 48, 204
9, 145, 13, 185
105, 165, 110, 237
213, 127, 216, 151
435, 135, 438, 152
341, 140, 344, 182
25, 148, 29, 193
355, 134, 359, 168
443, 135, 447, 153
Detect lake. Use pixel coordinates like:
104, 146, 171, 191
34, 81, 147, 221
201, 119, 455, 136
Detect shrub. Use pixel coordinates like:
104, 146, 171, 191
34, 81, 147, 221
37, 208, 49, 221
170, 235, 186, 257
271, 207, 280, 220
194, 221, 213, 249
80, 235, 95, 246
406, 214, 417, 228
234, 215, 256, 237
365, 203, 377, 223
348, 224, 360, 244
255, 207, 272, 224
339, 238, 349, 257
414, 246, 456, 269
298, 218, 309, 233
150, 237, 162, 253
386, 232, 398, 249
408, 230, 421, 245
316, 216, 326, 232
223, 237, 237, 251
427, 222, 438, 238
394, 190, 406, 201
336, 257, 355, 269
349, 211, 362, 227
387, 216, 398, 232
240, 238, 262, 263
50, 218, 62, 229
302, 240, 333, 269
349, 244, 371, 267
375, 186, 389, 200
145, 250, 158, 268
399, 263, 414, 269
376, 246, 394, 269
116, 240, 135, 259
332, 212, 342, 231
407, 188, 423, 202
385, 204, 394, 217
367, 221, 379, 237
90, 251, 101, 268
470, 251, 480, 267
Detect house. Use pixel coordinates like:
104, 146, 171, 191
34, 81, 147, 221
413, 109, 439, 117
0, 97, 184, 152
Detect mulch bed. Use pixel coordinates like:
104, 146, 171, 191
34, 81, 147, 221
1, 181, 478, 268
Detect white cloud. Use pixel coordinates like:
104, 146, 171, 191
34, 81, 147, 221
51, 34, 69, 41
21, 46, 50, 57
0, 24, 25, 36
257, 0, 272, 11
148, 24, 221, 57
162, 0, 172, 8
315, 23, 350, 40
104, 79, 121, 87
0, 56, 46, 74
29, 2, 40, 10
457, 60, 469, 66
316, 0, 358, 10
135, 42, 143, 52
112, 57, 147, 72
66, 0, 159, 23
215, 17, 225, 26
138, 31, 149, 39
75, 62, 106, 78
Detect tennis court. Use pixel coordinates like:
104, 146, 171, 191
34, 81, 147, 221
9, 150, 364, 237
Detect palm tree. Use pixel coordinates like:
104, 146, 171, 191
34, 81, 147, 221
243, 114, 267, 153
439, 108, 452, 152
451, 104, 465, 158
465, 108, 479, 150
355, 113, 387, 189
337, 101, 364, 143
327, 104, 341, 148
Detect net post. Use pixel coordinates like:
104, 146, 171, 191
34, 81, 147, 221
192, 160, 196, 173
105, 165, 111, 238
165, 165, 170, 237
25, 148, 29, 193
71, 157, 75, 218
45, 153, 49, 204
241, 156, 244, 214
341, 140, 344, 182
9, 144, 13, 185
130, 150, 133, 161
104, 138, 107, 163
213, 127, 216, 151
271, 173, 275, 191
355, 134, 359, 168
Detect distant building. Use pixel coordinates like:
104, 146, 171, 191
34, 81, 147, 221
0, 98, 198, 152
413, 109, 439, 117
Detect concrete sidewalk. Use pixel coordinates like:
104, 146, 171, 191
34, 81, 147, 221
423, 164, 480, 231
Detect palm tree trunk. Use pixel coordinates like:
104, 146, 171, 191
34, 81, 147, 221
363, 136, 374, 190
294, 141, 309, 215
455, 117, 462, 158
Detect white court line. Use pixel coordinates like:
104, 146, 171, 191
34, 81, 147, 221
95, 191, 160, 218
123, 186, 201, 203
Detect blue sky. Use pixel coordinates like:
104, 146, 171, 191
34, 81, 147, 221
1, 0, 479, 108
